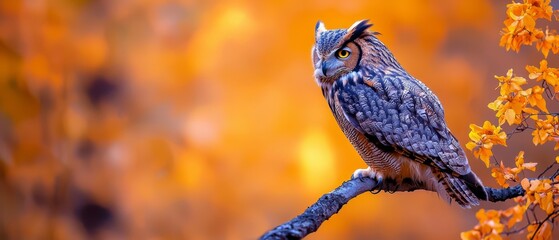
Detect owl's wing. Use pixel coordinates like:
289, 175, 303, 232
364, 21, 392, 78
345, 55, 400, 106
333, 72, 470, 175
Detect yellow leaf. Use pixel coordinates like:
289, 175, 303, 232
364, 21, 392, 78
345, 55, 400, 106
539, 221, 552, 240
505, 108, 516, 125
532, 130, 540, 145
514, 151, 525, 168
480, 153, 491, 168
521, 178, 530, 190
466, 142, 477, 151
542, 193, 554, 214
529, 179, 540, 192
491, 166, 509, 187
507, 19, 519, 32
523, 15, 535, 31
539, 130, 549, 142
528, 72, 541, 79
482, 142, 494, 149
506, 205, 525, 228
522, 162, 537, 171
460, 230, 481, 240
468, 130, 481, 142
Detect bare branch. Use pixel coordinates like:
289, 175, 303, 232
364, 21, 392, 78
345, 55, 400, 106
485, 184, 525, 202
261, 177, 528, 239
260, 177, 380, 240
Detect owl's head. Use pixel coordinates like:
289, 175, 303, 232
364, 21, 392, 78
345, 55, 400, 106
311, 20, 374, 84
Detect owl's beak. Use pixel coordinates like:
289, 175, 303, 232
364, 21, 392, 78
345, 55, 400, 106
321, 61, 328, 76
323, 59, 343, 77
315, 58, 343, 79
314, 60, 326, 78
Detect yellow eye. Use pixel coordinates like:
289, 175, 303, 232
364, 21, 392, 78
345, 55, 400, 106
336, 49, 350, 59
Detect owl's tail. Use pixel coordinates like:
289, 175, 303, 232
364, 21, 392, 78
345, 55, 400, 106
435, 170, 487, 208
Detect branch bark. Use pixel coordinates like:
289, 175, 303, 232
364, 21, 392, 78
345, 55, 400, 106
260, 177, 526, 240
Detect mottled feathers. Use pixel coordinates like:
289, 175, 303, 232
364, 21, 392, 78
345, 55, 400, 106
312, 20, 487, 208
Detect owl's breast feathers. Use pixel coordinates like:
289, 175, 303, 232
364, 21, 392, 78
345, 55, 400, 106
330, 69, 462, 173
324, 68, 488, 204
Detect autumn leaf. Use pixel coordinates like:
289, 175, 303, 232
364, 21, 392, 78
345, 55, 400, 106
525, 86, 548, 113
526, 60, 548, 81
466, 209, 504, 239
467, 121, 507, 167
514, 151, 537, 171
495, 69, 527, 96
522, 178, 556, 216
521, 178, 531, 190
460, 230, 481, 240
492, 152, 537, 187
488, 93, 531, 126
491, 163, 512, 187
537, 30, 555, 58
529, 0, 554, 20
526, 59, 559, 92
527, 222, 552, 240
500, 0, 555, 54
489, 69, 543, 125
532, 115, 559, 146
504, 109, 516, 125
501, 204, 526, 228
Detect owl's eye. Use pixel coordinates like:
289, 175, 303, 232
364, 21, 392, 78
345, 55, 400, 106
336, 49, 350, 59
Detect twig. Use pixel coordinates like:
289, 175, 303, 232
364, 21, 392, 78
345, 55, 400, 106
538, 162, 557, 178
503, 223, 531, 236
530, 210, 559, 240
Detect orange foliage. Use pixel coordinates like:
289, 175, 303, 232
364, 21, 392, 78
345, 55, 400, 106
491, 151, 537, 188
466, 121, 507, 167
463, 0, 559, 239
499, 0, 555, 56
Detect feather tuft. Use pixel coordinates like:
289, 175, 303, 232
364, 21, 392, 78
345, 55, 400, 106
315, 20, 326, 39
341, 19, 373, 45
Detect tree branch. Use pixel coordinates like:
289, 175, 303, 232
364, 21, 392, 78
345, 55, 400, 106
260, 177, 526, 240
485, 184, 525, 202
260, 177, 379, 240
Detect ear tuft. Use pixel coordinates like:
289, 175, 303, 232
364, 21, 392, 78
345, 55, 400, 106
315, 20, 326, 39
342, 19, 373, 44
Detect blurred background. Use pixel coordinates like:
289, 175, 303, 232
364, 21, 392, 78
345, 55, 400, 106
1, 0, 558, 239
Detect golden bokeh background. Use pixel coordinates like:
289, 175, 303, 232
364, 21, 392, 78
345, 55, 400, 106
0, 0, 556, 239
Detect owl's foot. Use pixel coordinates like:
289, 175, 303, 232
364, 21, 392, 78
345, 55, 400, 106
352, 167, 384, 193
352, 167, 383, 182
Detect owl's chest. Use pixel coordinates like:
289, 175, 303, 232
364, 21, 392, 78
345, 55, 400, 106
330, 93, 401, 172
330, 100, 433, 188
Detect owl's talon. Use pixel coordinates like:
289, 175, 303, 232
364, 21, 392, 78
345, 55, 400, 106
352, 167, 381, 180
370, 176, 384, 194
352, 167, 384, 192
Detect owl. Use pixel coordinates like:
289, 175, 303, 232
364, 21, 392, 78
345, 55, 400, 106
311, 20, 487, 208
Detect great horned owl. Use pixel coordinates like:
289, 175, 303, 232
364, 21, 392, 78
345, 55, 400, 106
311, 20, 487, 208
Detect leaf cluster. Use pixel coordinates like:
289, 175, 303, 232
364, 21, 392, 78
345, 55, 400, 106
462, 1, 559, 239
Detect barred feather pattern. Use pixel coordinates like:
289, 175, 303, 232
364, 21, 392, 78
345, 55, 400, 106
314, 22, 487, 208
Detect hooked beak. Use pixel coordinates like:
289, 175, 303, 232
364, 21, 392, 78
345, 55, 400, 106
314, 60, 327, 78
314, 58, 345, 80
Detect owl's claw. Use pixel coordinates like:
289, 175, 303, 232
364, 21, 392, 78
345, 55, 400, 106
352, 167, 384, 193
352, 167, 382, 181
